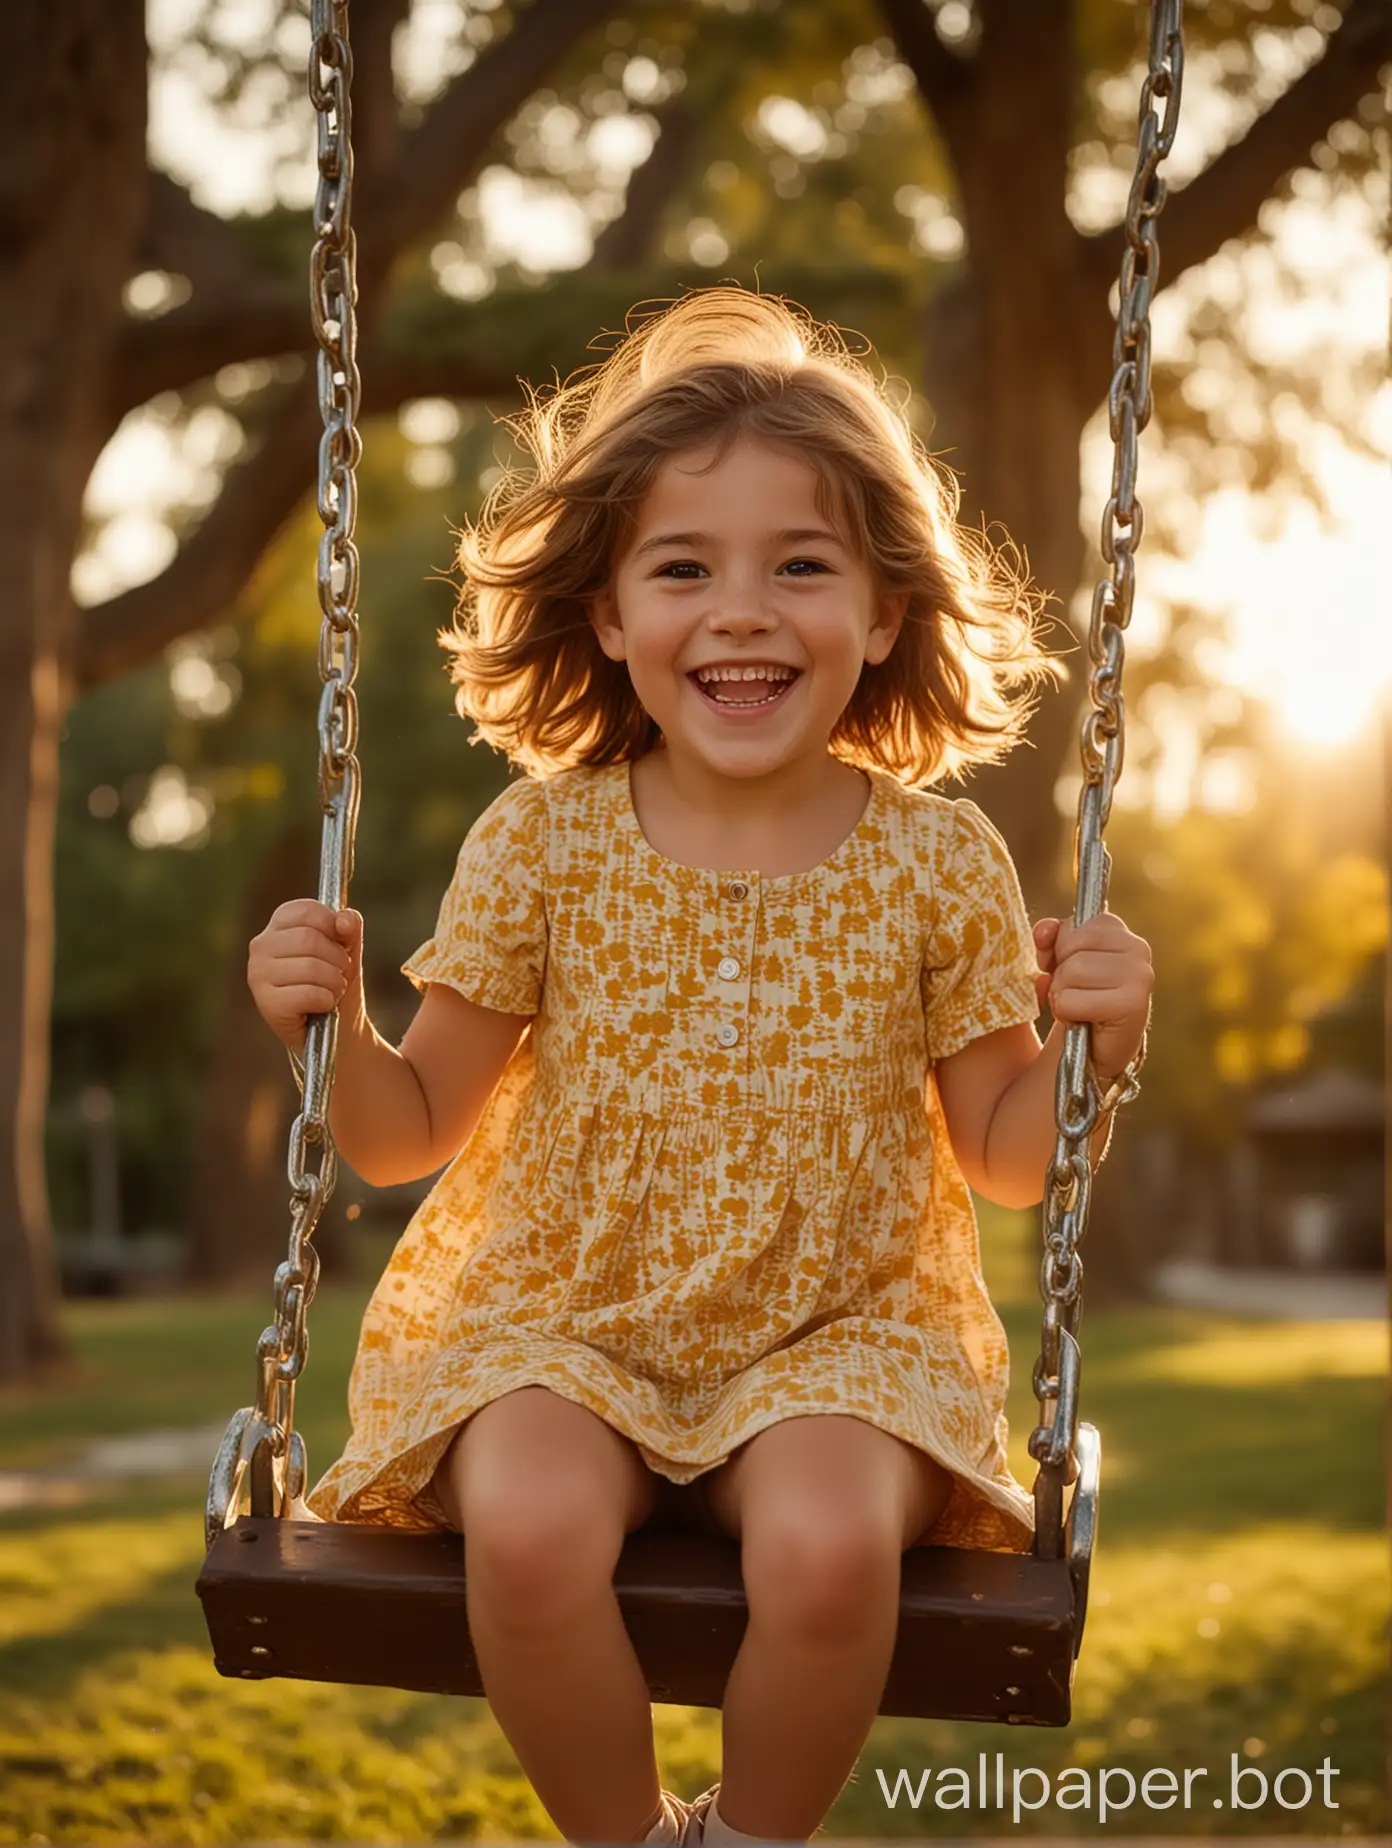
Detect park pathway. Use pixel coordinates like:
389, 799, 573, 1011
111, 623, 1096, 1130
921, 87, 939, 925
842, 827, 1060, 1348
0, 1419, 227, 1513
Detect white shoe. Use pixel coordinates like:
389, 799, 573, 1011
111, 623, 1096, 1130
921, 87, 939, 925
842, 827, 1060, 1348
685, 1789, 809, 1845
644, 1789, 694, 1845
681, 1786, 720, 1846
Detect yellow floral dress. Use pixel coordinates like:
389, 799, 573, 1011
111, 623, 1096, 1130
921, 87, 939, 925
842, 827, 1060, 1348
306, 759, 1044, 1551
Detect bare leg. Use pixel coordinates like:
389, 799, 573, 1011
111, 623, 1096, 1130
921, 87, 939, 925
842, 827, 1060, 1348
699, 1416, 952, 1841
430, 1388, 664, 1845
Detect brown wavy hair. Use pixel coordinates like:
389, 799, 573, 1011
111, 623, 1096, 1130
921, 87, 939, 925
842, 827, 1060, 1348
441, 285, 1065, 785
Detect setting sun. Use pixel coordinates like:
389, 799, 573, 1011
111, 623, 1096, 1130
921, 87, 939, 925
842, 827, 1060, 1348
1168, 470, 1391, 747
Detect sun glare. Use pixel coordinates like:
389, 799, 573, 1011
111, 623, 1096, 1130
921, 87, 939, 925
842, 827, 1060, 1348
1162, 466, 1390, 749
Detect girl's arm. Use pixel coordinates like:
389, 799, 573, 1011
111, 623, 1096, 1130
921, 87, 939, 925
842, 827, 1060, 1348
935, 1018, 1116, 1209
324, 981, 530, 1188
934, 911, 1153, 1210
253, 902, 531, 1188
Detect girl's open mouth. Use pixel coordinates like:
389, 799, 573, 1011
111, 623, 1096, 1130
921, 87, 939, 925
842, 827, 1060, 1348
688, 670, 801, 715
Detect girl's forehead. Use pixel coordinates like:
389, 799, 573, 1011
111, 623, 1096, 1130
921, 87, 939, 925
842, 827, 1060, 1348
637, 436, 839, 525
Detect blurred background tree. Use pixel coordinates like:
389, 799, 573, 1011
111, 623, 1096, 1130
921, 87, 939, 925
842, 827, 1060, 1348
2, 0, 1387, 1374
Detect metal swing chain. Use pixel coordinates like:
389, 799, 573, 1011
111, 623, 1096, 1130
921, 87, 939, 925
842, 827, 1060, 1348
1028, 0, 1183, 1562
207, 0, 362, 1544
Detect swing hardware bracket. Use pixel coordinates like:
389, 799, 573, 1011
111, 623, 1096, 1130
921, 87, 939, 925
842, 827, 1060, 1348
206, 1407, 311, 1549
1065, 1423, 1101, 1656
1029, 1328, 1081, 1560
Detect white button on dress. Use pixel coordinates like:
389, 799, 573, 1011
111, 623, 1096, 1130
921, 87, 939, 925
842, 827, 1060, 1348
716, 1023, 739, 1047
726, 879, 749, 901
717, 956, 741, 980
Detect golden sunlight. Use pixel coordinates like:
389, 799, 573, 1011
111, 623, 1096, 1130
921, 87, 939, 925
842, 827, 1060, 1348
1167, 465, 1390, 749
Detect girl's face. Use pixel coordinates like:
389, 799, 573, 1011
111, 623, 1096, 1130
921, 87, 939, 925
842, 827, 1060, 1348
589, 436, 905, 784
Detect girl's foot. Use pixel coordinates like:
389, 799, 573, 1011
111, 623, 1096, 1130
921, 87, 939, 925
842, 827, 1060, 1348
681, 1786, 720, 1847
683, 1786, 809, 1845
643, 1789, 694, 1844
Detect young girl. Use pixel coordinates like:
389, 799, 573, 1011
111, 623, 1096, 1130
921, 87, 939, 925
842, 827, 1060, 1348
248, 286, 1153, 1847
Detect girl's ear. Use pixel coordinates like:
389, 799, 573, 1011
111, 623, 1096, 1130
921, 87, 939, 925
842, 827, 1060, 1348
865, 589, 909, 665
587, 588, 627, 663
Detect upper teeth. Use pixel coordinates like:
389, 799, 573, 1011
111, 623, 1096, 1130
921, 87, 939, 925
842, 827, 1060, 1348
695, 665, 796, 684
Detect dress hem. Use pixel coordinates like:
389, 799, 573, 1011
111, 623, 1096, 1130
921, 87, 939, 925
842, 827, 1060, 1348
307, 1360, 1035, 1556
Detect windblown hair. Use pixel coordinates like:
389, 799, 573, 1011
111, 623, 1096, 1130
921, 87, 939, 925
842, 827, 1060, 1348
442, 286, 1065, 785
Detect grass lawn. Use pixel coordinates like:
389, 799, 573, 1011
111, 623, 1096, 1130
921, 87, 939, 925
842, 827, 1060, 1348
0, 1206, 1385, 1842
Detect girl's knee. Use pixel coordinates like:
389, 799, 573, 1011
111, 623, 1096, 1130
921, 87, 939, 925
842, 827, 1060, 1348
742, 1509, 901, 1645
447, 1392, 644, 1621
464, 1481, 624, 1623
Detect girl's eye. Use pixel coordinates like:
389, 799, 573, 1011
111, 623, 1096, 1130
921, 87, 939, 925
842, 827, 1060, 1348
653, 558, 828, 579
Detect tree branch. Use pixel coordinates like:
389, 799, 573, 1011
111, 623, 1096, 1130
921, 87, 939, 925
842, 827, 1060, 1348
127, 0, 413, 386
73, 333, 525, 693
353, 0, 620, 293
77, 0, 627, 687
874, 0, 976, 166
75, 380, 323, 692
349, 0, 414, 182
1083, 0, 1392, 295
107, 0, 621, 420
591, 95, 700, 269
134, 170, 286, 301
107, 292, 305, 424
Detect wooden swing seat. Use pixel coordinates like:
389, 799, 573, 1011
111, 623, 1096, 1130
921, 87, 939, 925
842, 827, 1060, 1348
196, 1423, 1097, 1725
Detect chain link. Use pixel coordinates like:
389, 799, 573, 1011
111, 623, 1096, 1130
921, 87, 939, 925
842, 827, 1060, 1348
207, 0, 362, 1541
1029, 0, 1183, 1561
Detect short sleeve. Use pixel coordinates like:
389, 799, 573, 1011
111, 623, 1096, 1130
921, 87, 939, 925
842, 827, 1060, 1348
401, 775, 548, 1016
921, 798, 1040, 1063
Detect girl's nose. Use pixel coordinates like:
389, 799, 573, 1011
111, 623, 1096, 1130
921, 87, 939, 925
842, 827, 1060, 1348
711, 578, 774, 633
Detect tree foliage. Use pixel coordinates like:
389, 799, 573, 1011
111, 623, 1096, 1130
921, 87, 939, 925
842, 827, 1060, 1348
1102, 721, 1386, 1153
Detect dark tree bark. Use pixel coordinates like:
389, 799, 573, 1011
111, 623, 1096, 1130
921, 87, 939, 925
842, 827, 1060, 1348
0, 0, 150, 1384
909, 0, 1094, 917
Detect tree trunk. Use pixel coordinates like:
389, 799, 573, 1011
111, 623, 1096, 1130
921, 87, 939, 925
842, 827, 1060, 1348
184, 823, 354, 1289
921, 276, 1092, 917
0, 1, 149, 1383
918, 0, 1098, 918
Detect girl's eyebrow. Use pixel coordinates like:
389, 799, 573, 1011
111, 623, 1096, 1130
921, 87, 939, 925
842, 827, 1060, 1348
631, 526, 844, 559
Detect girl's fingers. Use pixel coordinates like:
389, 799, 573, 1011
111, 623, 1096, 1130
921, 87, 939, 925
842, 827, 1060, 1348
1033, 919, 1060, 975
1039, 975, 1142, 1016
1047, 980, 1151, 1021
1049, 950, 1141, 989
1055, 915, 1144, 957
269, 926, 351, 970
1037, 914, 1152, 1034
275, 985, 343, 1015
266, 956, 348, 993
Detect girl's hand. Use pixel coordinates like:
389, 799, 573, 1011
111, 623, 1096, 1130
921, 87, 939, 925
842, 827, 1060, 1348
1032, 911, 1153, 1082
247, 900, 364, 1051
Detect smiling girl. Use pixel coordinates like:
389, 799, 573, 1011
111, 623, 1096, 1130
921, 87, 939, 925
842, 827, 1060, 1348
247, 286, 1153, 1847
